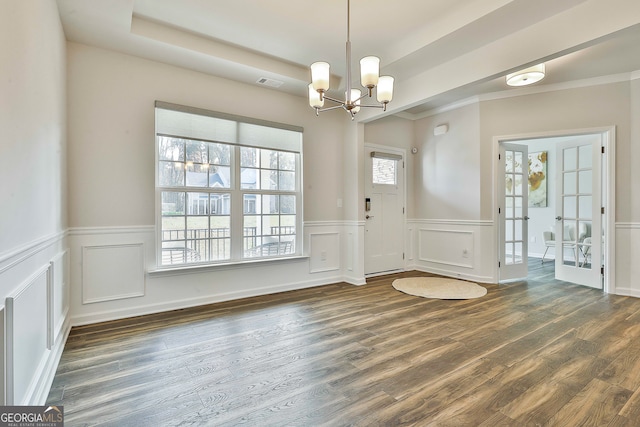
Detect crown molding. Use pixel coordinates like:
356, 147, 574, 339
396, 70, 640, 121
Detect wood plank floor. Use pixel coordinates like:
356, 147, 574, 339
47, 261, 640, 426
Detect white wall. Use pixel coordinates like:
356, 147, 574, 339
480, 82, 632, 221
66, 43, 366, 324
366, 80, 639, 289
401, 104, 492, 283
0, 1, 70, 405
616, 77, 640, 297
390, 80, 640, 296
414, 103, 481, 220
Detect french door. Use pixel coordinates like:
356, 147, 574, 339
499, 143, 529, 281
555, 138, 602, 289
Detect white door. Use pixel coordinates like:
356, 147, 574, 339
499, 143, 529, 281
555, 138, 602, 289
364, 146, 405, 275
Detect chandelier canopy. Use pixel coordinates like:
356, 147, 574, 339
308, 0, 394, 119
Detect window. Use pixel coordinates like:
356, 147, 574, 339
371, 151, 401, 185
155, 102, 303, 267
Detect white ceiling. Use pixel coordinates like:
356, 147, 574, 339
56, 0, 640, 120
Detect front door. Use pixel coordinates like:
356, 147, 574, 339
555, 137, 602, 289
499, 143, 529, 281
364, 146, 405, 275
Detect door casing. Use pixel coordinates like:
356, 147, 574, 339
364, 143, 407, 276
493, 127, 615, 292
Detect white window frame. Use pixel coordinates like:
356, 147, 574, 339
154, 101, 303, 269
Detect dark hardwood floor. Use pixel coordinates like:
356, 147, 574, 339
47, 260, 640, 426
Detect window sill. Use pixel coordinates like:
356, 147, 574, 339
147, 255, 309, 277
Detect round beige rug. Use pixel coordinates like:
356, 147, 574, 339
392, 277, 487, 300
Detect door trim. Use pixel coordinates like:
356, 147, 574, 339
492, 126, 615, 293
363, 143, 407, 276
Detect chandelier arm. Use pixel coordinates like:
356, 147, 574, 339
322, 94, 346, 104
358, 104, 385, 109
352, 91, 373, 103
316, 105, 345, 113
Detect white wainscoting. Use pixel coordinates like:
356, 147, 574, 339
408, 219, 496, 283
308, 233, 340, 274
0, 233, 70, 405
69, 222, 366, 325
613, 222, 640, 297
341, 221, 366, 285
82, 243, 145, 304
50, 251, 70, 346
6, 265, 49, 405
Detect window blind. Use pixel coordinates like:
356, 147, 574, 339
155, 101, 303, 152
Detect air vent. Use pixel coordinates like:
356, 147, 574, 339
256, 77, 284, 88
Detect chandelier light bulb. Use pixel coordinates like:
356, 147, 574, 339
377, 76, 394, 104
310, 62, 330, 92
308, 84, 324, 108
349, 89, 362, 113
360, 56, 380, 89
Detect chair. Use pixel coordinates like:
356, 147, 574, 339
542, 231, 555, 263
542, 227, 578, 264
581, 235, 604, 267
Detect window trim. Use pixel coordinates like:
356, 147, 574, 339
154, 101, 303, 270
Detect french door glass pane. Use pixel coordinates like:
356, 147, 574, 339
579, 196, 592, 219
578, 170, 592, 193
579, 145, 592, 168
564, 147, 577, 169
564, 196, 577, 219
564, 172, 576, 194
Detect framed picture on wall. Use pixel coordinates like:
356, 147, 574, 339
528, 151, 547, 207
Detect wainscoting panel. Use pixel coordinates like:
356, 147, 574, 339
50, 251, 69, 345
409, 219, 496, 283
82, 243, 145, 304
406, 225, 415, 262
614, 223, 640, 297
309, 233, 340, 273
419, 228, 474, 269
6, 264, 50, 405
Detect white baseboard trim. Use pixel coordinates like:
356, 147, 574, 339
71, 275, 344, 326
343, 275, 367, 286
613, 287, 640, 299
31, 318, 71, 405
412, 265, 495, 284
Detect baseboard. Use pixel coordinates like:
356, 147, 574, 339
30, 318, 71, 405
343, 275, 367, 286
412, 265, 495, 284
613, 287, 640, 298
71, 275, 344, 326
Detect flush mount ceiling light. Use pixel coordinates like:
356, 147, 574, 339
308, 0, 394, 120
506, 63, 546, 86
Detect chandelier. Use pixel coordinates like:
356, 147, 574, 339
308, 0, 394, 119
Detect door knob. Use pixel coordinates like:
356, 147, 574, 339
556, 216, 562, 221
366, 215, 374, 219
524, 216, 530, 220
